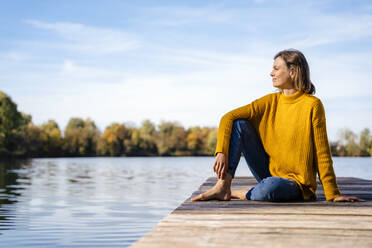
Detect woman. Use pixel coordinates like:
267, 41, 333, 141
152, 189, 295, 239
192, 49, 364, 203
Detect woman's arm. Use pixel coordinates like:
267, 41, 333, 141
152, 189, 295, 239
213, 98, 266, 179
213, 152, 227, 179
213, 104, 256, 179
214, 94, 269, 158
214, 104, 257, 157
312, 100, 364, 202
312, 117, 340, 200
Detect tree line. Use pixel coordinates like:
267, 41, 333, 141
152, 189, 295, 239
1, 90, 371, 158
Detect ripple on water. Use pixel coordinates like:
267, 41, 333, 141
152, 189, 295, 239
1, 157, 371, 247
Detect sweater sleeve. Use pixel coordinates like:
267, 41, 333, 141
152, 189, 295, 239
214, 95, 270, 157
312, 100, 341, 200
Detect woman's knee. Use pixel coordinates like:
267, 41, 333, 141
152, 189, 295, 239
232, 119, 254, 133
249, 177, 280, 201
248, 177, 301, 202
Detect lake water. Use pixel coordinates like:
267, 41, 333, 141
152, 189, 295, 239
1, 157, 372, 247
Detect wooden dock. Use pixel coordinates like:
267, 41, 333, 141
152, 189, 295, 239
131, 177, 372, 248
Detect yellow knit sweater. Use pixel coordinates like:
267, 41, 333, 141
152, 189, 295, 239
215, 90, 341, 201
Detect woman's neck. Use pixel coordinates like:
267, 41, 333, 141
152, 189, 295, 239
283, 88, 297, 95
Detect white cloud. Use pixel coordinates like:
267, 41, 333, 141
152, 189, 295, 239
0, 52, 31, 61
3, 4, 371, 142
288, 14, 372, 48
310, 53, 372, 99
140, 3, 372, 52
59, 59, 128, 84
13, 53, 274, 132
144, 4, 235, 26
24, 20, 140, 54
9, 38, 371, 142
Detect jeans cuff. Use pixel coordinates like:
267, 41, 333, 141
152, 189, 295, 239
245, 187, 254, 200
227, 168, 235, 178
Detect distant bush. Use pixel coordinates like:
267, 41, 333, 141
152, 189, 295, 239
0, 90, 370, 158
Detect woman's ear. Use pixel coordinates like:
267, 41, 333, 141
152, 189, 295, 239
289, 67, 295, 80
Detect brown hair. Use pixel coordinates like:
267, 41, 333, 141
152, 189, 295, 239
274, 49, 316, 95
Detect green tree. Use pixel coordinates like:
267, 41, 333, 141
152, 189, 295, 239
97, 123, 131, 156
156, 121, 187, 156
338, 128, 360, 156
359, 128, 372, 157
330, 141, 340, 156
124, 127, 142, 155
186, 126, 211, 155
14, 123, 44, 157
186, 127, 202, 154
140, 120, 156, 137
81, 118, 100, 155
0, 91, 23, 156
64, 118, 100, 156
137, 120, 158, 155
206, 128, 218, 155
39, 120, 64, 157
124, 121, 158, 156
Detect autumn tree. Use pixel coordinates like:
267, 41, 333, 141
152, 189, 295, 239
16, 123, 44, 157
337, 128, 360, 156
39, 120, 64, 156
64, 118, 100, 156
186, 126, 212, 155
124, 120, 158, 156
156, 121, 187, 156
206, 128, 218, 155
0, 91, 27, 156
138, 120, 158, 155
97, 123, 131, 156
359, 128, 372, 156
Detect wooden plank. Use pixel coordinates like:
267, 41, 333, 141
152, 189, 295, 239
160, 214, 372, 229
131, 177, 372, 248
132, 230, 372, 248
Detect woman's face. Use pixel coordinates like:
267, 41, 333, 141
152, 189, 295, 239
270, 56, 294, 89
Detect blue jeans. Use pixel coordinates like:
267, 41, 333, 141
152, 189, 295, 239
227, 119, 303, 202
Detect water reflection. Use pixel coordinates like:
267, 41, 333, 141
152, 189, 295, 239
0, 157, 216, 247
0, 159, 32, 231
0, 157, 371, 247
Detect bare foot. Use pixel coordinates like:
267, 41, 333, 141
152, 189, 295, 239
191, 174, 232, 202
231, 187, 253, 200
191, 184, 231, 202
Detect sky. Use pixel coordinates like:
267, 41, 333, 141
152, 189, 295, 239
1, 0, 372, 141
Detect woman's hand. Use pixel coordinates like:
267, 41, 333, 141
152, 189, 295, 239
213, 153, 227, 179
333, 196, 365, 202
